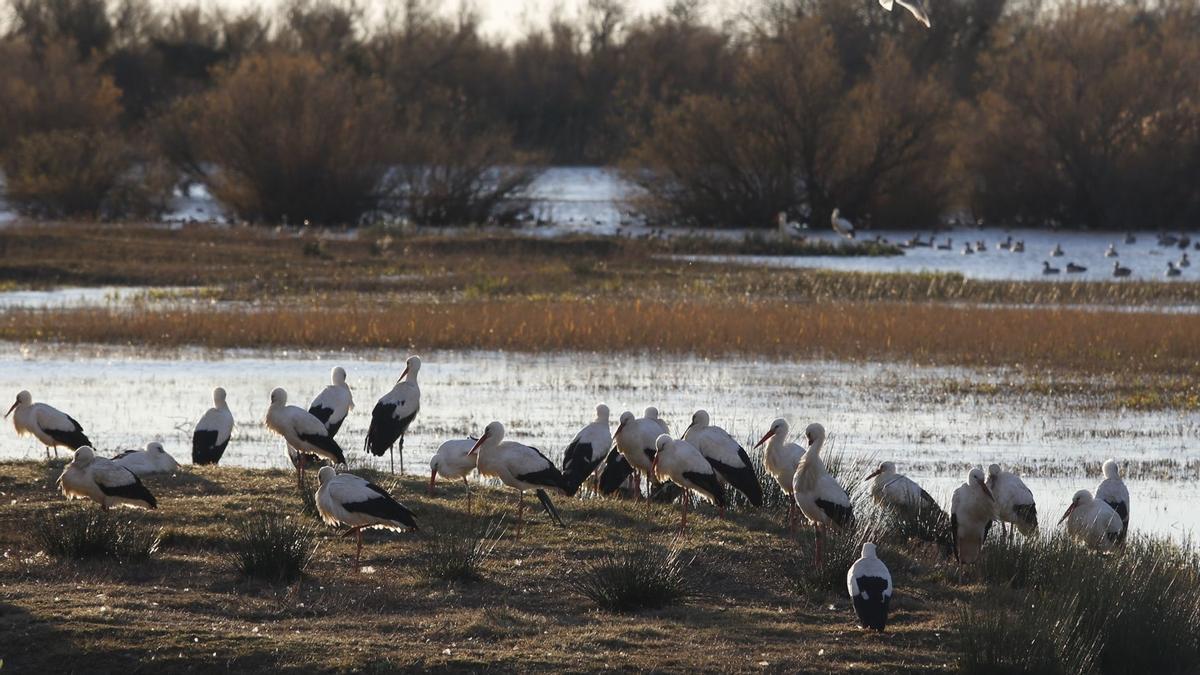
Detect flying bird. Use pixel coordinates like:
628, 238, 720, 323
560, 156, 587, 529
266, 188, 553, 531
847, 543, 893, 631
315, 466, 417, 569
192, 387, 233, 465
365, 355, 421, 474
878, 0, 931, 28
58, 446, 157, 510
6, 390, 91, 458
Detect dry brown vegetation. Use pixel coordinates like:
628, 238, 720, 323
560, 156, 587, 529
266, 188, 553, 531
0, 460, 957, 672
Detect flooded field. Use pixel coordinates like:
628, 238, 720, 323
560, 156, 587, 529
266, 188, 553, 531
2, 343, 1196, 539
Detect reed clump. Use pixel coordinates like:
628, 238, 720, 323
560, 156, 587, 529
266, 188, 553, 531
30, 507, 161, 562
568, 539, 700, 612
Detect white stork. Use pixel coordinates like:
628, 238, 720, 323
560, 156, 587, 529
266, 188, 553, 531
986, 464, 1038, 538
561, 404, 613, 497
265, 387, 346, 478
644, 406, 670, 435
1059, 489, 1122, 551
1095, 459, 1129, 544
469, 421, 568, 538
308, 366, 354, 438
830, 208, 856, 240
6, 390, 92, 458
365, 355, 421, 474
602, 410, 664, 501
792, 423, 854, 566
192, 387, 233, 465
315, 466, 418, 569
683, 409, 763, 508
753, 418, 806, 531
651, 434, 725, 530
429, 436, 479, 511
950, 468, 994, 564
113, 441, 180, 476
847, 543, 893, 631
865, 461, 944, 520
878, 0, 931, 27
58, 446, 157, 509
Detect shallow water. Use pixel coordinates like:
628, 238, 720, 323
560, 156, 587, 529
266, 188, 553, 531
0, 343, 1195, 539
0, 286, 205, 309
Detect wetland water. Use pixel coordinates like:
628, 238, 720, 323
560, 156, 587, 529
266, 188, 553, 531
1, 343, 1196, 539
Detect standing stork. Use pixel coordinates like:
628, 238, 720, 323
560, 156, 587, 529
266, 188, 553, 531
561, 404, 613, 497
365, 355, 421, 474
113, 441, 180, 476
469, 421, 568, 538
792, 423, 854, 566
950, 468, 994, 564
644, 406, 670, 435
651, 434, 725, 530
753, 418, 806, 531
265, 388, 346, 480
1059, 489, 1122, 551
1095, 459, 1129, 544
192, 387, 233, 465
58, 446, 157, 509
847, 543, 893, 631
429, 437, 479, 511
986, 464, 1038, 539
683, 410, 763, 508
315, 466, 418, 570
602, 410, 663, 501
865, 461, 945, 520
6, 390, 91, 458
308, 366, 354, 438
830, 208, 856, 239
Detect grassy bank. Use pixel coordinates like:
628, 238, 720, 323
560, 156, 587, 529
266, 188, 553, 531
5, 299, 1200, 375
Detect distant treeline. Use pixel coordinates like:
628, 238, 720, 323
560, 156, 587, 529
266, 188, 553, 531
0, 0, 1197, 229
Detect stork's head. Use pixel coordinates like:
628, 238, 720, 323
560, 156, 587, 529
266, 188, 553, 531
860, 542, 877, 559
270, 387, 287, 406
595, 404, 610, 423
865, 460, 896, 482
754, 418, 789, 449
969, 467, 993, 501
643, 406, 660, 420
652, 434, 671, 473
213, 387, 227, 406
987, 463, 1002, 480
5, 390, 31, 418
400, 355, 421, 382
469, 421, 505, 455
684, 409, 709, 436
73, 445, 96, 466
317, 465, 337, 486
1059, 489, 1092, 524
147, 441, 165, 454
1102, 459, 1120, 480
332, 366, 347, 385
804, 422, 826, 448
614, 411, 634, 438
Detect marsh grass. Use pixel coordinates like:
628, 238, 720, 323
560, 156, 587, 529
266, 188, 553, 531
226, 512, 319, 583
418, 518, 505, 584
30, 507, 161, 562
568, 539, 700, 612
956, 597, 1101, 675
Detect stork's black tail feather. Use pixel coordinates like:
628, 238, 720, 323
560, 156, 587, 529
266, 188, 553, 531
597, 448, 634, 494
535, 489, 565, 527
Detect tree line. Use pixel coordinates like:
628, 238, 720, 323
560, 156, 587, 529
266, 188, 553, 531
0, 0, 1196, 229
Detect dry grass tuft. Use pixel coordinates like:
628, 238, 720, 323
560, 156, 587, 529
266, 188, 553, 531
30, 507, 160, 562
226, 511, 319, 583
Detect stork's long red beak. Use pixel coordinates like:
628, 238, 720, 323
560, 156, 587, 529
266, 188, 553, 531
4, 400, 16, 418
468, 433, 489, 455
975, 478, 994, 501
753, 429, 776, 449
864, 468, 883, 482
614, 419, 628, 438
398, 365, 410, 382
1058, 504, 1076, 525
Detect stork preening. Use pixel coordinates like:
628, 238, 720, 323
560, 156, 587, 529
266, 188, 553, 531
315, 466, 417, 570
950, 468, 994, 564
58, 446, 157, 509
192, 387, 233, 465
308, 366, 354, 438
7, 390, 92, 458
847, 543, 893, 631
365, 355, 421, 474
265, 387, 346, 479
878, 0, 931, 28
469, 421, 568, 538
792, 423, 854, 565
986, 464, 1038, 539
754, 418, 806, 531
1060, 489, 1122, 551
561, 404, 613, 496
683, 409, 763, 509
429, 437, 479, 511
113, 441, 180, 476
652, 434, 725, 530
1095, 459, 1129, 544
830, 208, 856, 240
866, 461, 951, 552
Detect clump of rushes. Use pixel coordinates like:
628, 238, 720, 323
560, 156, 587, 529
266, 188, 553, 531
568, 539, 700, 612
31, 507, 160, 562
419, 519, 505, 584
226, 511, 318, 583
